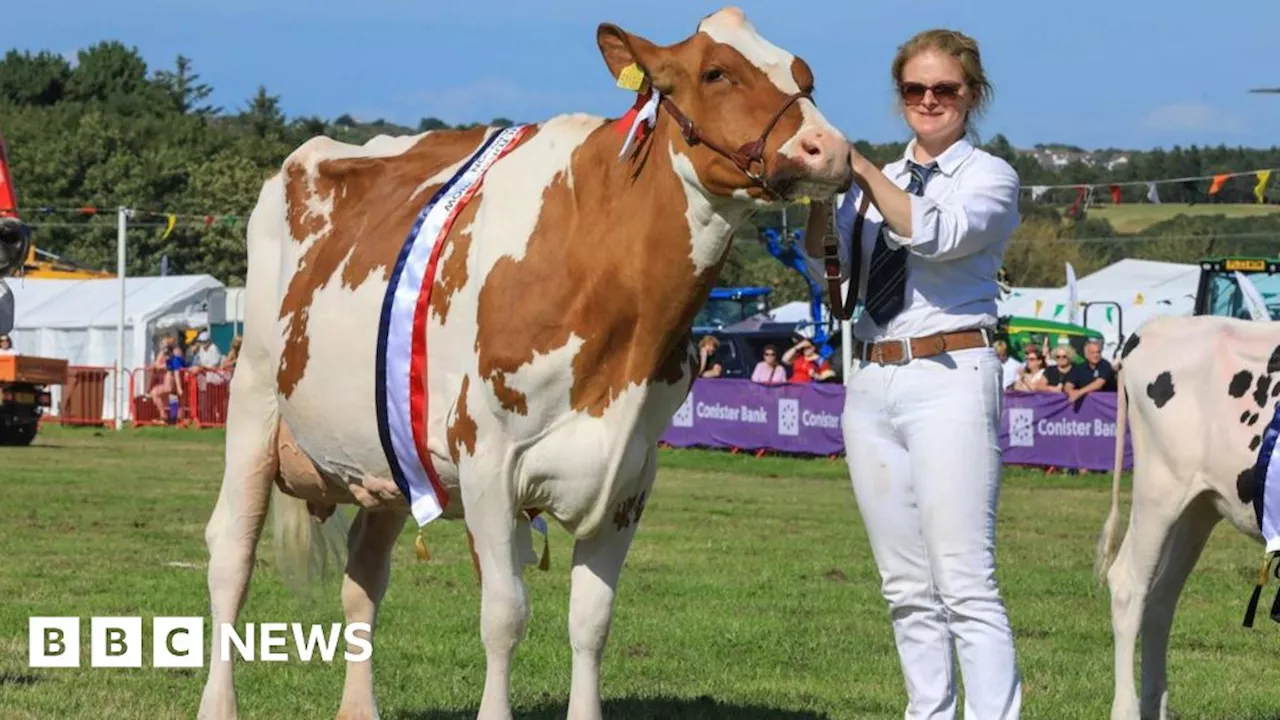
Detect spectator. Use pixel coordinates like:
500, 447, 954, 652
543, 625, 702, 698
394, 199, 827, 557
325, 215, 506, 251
192, 330, 223, 368
751, 344, 787, 384
1043, 343, 1076, 391
1012, 346, 1049, 391
993, 339, 1021, 389
0, 334, 14, 355
782, 337, 834, 383
1064, 338, 1116, 402
170, 335, 188, 370
149, 335, 185, 423
220, 336, 241, 374
696, 335, 723, 378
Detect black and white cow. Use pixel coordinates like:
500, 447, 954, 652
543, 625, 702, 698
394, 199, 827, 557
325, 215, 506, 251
1095, 314, 1280, 719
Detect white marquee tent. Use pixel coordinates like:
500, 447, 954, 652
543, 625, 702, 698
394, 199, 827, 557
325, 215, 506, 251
5, 274, 225, 419
997, 259, 1201, 356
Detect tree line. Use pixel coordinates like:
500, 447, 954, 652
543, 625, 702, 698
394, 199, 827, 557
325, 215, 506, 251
2, 42, 1278, 300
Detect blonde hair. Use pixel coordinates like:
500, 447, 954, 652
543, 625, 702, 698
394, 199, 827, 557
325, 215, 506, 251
698, 335, 720, 352
891, 28, 993, 138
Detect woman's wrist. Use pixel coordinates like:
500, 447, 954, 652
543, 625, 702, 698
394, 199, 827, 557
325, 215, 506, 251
850, 150, 876, 180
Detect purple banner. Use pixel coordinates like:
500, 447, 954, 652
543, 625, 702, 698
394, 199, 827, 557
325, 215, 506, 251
662, 379, 846, 456
660, 380, 1133, 470
999, 390, 1133, 471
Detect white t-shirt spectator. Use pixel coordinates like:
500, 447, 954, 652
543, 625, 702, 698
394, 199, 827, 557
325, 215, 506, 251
195, 342, 223, 368
1001, 357, 1021, 389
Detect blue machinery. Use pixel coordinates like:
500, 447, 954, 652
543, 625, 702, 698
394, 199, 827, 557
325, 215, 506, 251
758, 226, 839, 361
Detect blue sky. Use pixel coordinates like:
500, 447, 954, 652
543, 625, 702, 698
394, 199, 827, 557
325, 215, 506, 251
9, 0, 1280, 151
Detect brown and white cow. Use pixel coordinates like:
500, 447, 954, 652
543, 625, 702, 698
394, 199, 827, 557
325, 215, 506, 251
198, 8, 852, 720
1095, 314, 1280, 720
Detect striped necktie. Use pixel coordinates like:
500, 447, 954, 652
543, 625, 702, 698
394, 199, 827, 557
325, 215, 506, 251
864, 160, 938, 326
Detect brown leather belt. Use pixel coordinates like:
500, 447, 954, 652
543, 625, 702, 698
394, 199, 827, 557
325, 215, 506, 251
853, 328, 992, 366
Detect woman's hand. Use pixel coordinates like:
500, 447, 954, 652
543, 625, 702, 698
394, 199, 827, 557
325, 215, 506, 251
849, 146, 914, 239
848, 144, 876, 179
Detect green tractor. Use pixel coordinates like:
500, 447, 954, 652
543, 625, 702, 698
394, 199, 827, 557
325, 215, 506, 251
997, 315, 1106, 363
1193, 256, 1280, 320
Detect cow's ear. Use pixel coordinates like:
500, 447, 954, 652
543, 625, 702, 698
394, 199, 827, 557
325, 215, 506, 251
596, 24, 672, 94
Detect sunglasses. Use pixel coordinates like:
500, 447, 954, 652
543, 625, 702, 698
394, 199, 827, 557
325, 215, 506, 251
898, 81, 963, 105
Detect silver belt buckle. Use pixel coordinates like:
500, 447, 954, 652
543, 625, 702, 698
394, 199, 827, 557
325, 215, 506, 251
888, 337, 913, 365
868, 337, 912, 365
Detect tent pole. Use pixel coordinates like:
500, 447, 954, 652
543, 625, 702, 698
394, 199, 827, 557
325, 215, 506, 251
841, 277, 852, 387
115, 207, 127, 431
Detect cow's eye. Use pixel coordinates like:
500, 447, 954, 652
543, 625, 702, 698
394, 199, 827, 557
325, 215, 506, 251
702, 68, 725, 84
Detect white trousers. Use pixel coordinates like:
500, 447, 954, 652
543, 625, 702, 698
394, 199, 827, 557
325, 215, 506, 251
843, 345, 1021, 720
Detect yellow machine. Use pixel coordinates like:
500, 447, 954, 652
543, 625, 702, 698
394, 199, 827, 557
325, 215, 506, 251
21, 245, 114, 279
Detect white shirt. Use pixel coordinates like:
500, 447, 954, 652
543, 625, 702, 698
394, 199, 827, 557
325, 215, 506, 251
1002, 358, 1022, 388
805, 137, 1020, 343
195, 343, 223, 368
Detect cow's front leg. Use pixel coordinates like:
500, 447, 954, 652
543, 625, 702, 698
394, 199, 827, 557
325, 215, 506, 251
464, 479, 529, 720
566, 449, 655, 720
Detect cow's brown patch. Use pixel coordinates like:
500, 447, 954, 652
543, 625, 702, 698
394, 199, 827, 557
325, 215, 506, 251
447, 375, 478, 464
475, 115, 734, 417
790, 57, 814, 96
490, 374, 528, 416
275, 125, 535, 397
285, 163, 328, 246
429, 189, 483, 324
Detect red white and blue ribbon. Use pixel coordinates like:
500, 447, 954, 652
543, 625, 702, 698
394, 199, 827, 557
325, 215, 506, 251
375, 124, 532, 527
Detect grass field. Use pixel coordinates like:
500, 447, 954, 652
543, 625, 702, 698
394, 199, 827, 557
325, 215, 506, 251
1064, 203, 1280, 234
3, 426, 1280, 719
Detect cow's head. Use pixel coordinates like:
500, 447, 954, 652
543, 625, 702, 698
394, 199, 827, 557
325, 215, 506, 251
597, 6, 852, 206
0, 218, 29, 278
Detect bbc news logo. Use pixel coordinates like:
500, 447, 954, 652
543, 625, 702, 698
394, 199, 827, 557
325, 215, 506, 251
28, 617, 372, 668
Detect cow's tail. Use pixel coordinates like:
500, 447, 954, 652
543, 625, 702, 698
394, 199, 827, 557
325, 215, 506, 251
1094, 363, 1128, 584
270, 484, 350, 597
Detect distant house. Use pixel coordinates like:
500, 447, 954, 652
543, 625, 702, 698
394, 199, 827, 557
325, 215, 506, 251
1012, 146, 1133, 172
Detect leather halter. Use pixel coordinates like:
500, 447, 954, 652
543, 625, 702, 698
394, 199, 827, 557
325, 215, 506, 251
657, 90, 811, 199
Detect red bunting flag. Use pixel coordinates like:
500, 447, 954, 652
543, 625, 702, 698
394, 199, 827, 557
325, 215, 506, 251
1067, 185, 1087, 218
1209, 173, 1230, 195
0, 129, 18, 219
1109, 184, 1121, 204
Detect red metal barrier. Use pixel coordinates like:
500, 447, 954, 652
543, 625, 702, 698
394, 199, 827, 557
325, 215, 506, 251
186, 368, 231, 428
129, 366, 192, 427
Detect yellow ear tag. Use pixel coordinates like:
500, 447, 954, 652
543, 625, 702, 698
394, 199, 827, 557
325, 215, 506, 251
616, 63, 646, 91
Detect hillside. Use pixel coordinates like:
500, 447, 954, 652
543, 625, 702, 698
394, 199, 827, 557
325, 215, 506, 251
1062, 203, 1280, 233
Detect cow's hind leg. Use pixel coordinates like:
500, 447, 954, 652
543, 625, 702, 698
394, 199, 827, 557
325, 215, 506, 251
337, 507, 408, 720
464, 468, 530, 720
1105, 463, 1207, 720
197, 357, 279, 720
1137, 492, 1219, 720
566, 447, 656, 720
